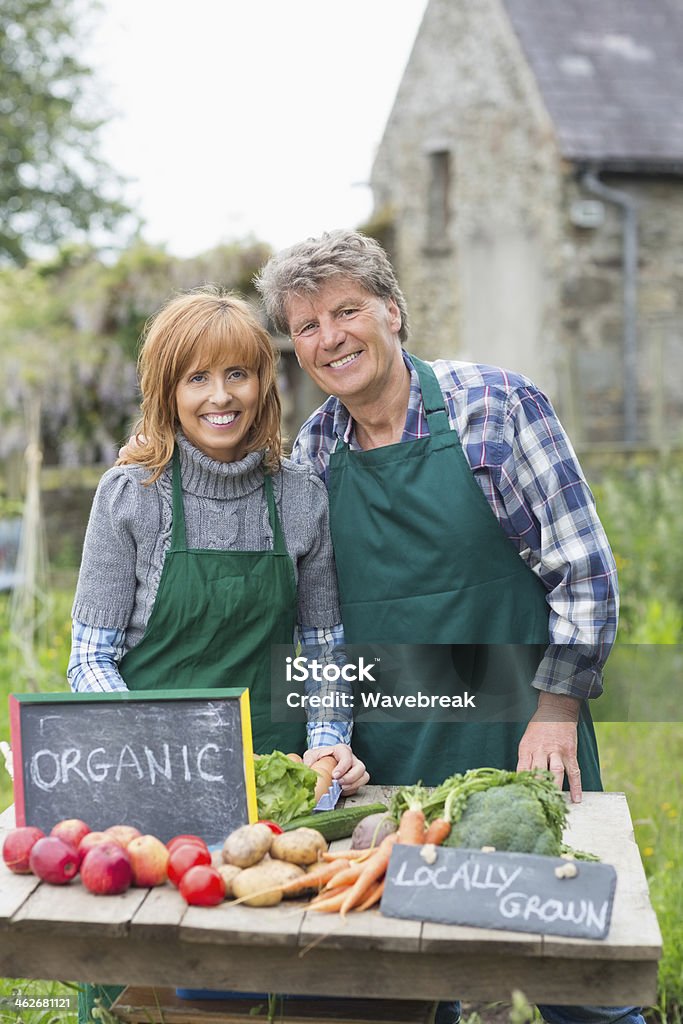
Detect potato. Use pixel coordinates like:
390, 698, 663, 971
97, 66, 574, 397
270, 827, 327, 865
351, 812, 397, 850
258, 859, 306, 898
222, 823, 273, 867
216, 864, 242, 897
231, 861, 290, 906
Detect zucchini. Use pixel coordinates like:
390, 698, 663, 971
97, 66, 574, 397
281, 802, 389, 842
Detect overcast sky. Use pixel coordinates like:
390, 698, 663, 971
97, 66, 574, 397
87, 1, 429, 257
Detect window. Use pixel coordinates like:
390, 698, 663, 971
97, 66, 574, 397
426, 150, 451, 250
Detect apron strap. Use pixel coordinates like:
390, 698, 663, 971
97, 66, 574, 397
264, 473, 287, 555
170, 447, 187, 551
409, 355, 451, 436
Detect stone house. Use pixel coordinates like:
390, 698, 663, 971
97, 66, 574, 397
369, 0, 683, 447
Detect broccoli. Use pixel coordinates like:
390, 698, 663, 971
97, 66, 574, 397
443, 783, 562, 856
389, 767, 592, 858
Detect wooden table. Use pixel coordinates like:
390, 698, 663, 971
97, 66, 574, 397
0, 790, 662, 1007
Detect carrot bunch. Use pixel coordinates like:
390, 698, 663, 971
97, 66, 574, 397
306, 832, 397, 915
307, 802, 452, 916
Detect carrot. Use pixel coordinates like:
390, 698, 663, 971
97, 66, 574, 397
339, 833, 398, 917
397, 806, 426, 845
423, 818, 451, 845
308, 884, 349, 905
321, 860, 367, 889
308, 889, 350, 913
279, 858, 350, 895
353, 879, 385, 912
321, 849, 373, 862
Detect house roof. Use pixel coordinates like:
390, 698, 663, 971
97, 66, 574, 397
502, 0, 683, 172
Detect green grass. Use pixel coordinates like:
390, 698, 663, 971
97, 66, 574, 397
597, 722, 683, 1023
0, 591, 77, 1024
0, 589, 73, 813
0, 978, 80, 1024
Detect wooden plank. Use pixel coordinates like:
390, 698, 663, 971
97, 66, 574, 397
343, 786, 393, 810
420, 920, 543, 955
129, 884, 188, 935
544, 792, 662, 960
299, 905, 422, 953
111, 986, 435, 1024
10, 875, 147, 936
180, 900, 305, 947
0, 860, 41, 923
0, 931, 659, 1005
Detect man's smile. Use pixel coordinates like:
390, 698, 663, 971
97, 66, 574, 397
327, 351, 362, 369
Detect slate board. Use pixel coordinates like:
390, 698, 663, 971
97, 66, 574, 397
380, 845, 617, 940
9, 689, 257, 844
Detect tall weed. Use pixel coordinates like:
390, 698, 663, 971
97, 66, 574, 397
593, 467, 683, 643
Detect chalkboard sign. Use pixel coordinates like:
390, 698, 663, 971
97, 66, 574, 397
9, 689, 257, 845
380, 845, 617, 940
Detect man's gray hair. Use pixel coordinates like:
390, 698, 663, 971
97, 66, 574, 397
254, 230, 409, 344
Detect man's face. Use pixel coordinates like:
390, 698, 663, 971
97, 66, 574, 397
286, 278, 403, 405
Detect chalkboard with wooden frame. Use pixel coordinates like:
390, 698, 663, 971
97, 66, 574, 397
9, 688, 257, 845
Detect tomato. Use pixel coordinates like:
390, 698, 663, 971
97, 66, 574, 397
167, 843, 212, 886
167, 834, 209, 854
179, 865, 226, 906
256, 820, 284, 835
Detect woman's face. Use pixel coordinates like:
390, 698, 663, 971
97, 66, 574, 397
175, 359, 260, 462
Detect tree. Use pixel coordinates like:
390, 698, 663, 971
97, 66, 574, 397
0, 0, 131, 264
0, 237, 274, 466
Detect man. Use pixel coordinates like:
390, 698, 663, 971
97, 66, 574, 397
255, 230, 643, 1024
255, 228, 613, 798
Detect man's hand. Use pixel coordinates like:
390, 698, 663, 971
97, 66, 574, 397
304, 744, 369, 795
118, 433, 145, 460
517, 692, 582, 803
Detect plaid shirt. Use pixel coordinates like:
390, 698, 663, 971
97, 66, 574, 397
68, 621, 351, 750
291, 352, 619, 701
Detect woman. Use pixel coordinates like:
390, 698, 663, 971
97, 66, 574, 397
69, 288, 367, 767
69, 289, 366, 1022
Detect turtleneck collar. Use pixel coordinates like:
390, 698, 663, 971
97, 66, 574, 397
173, 433, 267, 499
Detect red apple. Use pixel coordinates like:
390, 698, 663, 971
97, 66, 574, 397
105, 825, 142, 848
29, 836, 80, 885
80, 842, 132, 895
2, 826, 46, 874
51, 818, 90, 849
79, 830, 120, 855
127, 835, 169, 887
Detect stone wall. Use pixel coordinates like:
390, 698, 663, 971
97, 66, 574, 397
560, 175, 683, 445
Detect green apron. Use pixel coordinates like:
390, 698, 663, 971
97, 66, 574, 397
79, 448, 304, 1023
327, 355, 601, 789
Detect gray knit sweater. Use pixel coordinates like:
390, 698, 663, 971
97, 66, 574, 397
72, 434, 341, 652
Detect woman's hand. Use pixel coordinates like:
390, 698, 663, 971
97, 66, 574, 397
304, 744, 369, 795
